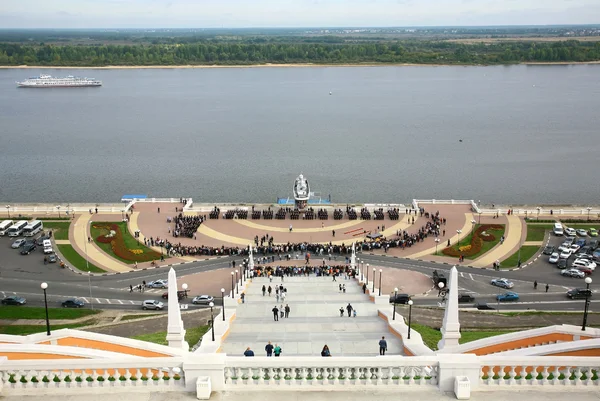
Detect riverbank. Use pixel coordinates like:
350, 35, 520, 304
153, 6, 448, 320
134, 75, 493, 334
2, 60, 600, 69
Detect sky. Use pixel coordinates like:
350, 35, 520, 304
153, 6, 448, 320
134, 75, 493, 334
1, 0, 599, 29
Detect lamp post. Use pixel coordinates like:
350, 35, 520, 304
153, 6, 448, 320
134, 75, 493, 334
393, 287, 398, 320
221, 288, 226, 321
435, 238, 440, 254
378, 269, 382, 296
456, 229, 462, 247
182, 283, 188, 299
230, 272, 234, 298
235, 270, 239, 295
478, 211, 482, 224
536, 207, 541, 220
587, 207, 592, 221
209, 301, 215, 341
471, 219, 476, 234
438, 282, 445, 300
56, 205, 61, 218
5, 205, 10, 218
121, 209, 125, 221
372, 268, 376, 293
366, 264, 369, 286
41, 282, 51, 336
582, 277, 593, 331
83, 221, 94, 310
407, 300, 414, 339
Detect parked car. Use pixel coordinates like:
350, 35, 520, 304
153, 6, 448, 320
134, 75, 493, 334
476, 303, 495, 310
589, 240, 599, 249
567, 288, 593, 299
559, 249, 572, 259
162, 291, 186, 300
577, 267, 593, 276
575, 253, 594, 262
192, 295, 216, 305
458, 294, 475, 303
432, 270, 447, 287
147, 280, 168, 289
557, 242, 571, 252
560, 269, 586, 278
62, 298, 85, 308
572, 259, 596, 271
35, 235, 50, 246
20, 243, 36, 255
549, 252, 560, 264
577, 229, 589, 237
48, 253, 57, 263
570, 244, 581, 253
11, 239, 26, 248
565, 236, 576, 245
542, 245, 555, 255
1, 296, 26, 305
497, 292, 519, 302
557, 258, 568, 269
491, 278, 514, 289
593, 249, 600, 261
577, 246, 593, 256
564, 227, 577, 237
142, 300, 164, 310
575, 238, 587, 248
589, 228, 598, 237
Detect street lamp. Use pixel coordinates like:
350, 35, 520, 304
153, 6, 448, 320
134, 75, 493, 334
478, 211, 482, 224
121, 209, 125, 221
221, 288, 226, 321
235, 270, 239, 295
407, 300, 414, 339
182, 283, 188, 299
41, 282, 51, 336
230, 272, 235, 298
393, 287, 398, 320
435, 238, 441, 254
366, 263, 369, 285
587, 207, 592, 221
582, 277, 593, 331
378, 269, 382, 296
372, 268, 376, 293
56, 205, 61, 218
209, 302, 215, 341
438, 282, 445, 299
471, 219, 476, 234
5, 205, 10, 218
536, 207, 541, 221
456, 230, 462, 247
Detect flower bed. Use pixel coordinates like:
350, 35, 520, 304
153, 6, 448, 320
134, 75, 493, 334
93, 223, 162, 262
442, 224, 504, 257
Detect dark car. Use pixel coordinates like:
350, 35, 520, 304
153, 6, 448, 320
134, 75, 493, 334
35, 235, 50, 246
458, 294, 475, 303
62, 298, 85, 308
476, 303, 495, 310
20, 243, 36, 255
432, 270, 447, 286
557, 258, 568, 269
1, 296, 26, 305
567, 288, 593, 299
48, 253, 57, 263
589, 240, 599, 250
389, 293, 411, 304
161, 291, 186, 300
542, 245, 555, 255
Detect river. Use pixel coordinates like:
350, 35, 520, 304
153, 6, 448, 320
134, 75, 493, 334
0, 65, 598, 205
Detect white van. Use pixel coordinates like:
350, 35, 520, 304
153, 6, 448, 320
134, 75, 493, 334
43, 239, 53, 254
0, 220, 14, 236
553, 222, 564, 236
7, 220, 28, 237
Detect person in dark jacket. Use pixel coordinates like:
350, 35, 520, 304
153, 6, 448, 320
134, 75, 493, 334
379, 336, 388, 355
321, 345, 331, 357
243, 347, 254, 357
265, 341, 274, 357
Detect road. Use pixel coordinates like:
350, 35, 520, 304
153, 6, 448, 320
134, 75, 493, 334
0, 235, 596, 313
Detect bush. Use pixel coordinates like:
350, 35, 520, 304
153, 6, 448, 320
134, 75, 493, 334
442, 224, 504, 257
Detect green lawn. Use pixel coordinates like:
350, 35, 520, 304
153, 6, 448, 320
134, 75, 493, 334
56, 244, 105, 273
500, 245, 540, 268
132, 325, 209, 349
437, 224, 505, 260
525, 224, 550, 241
91, 222, 162, 264
42, 221, 71, 241
0, 306, 99, 320
409, 323, 515, 350
0, 322, 93, 335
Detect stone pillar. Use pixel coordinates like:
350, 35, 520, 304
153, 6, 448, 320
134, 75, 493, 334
437, 354, 480, 392
166, 268, 188, 351
248, 245, 255, 271
350, 242, 356, 272
183, 354, 226, 392
438, 266, 461, 350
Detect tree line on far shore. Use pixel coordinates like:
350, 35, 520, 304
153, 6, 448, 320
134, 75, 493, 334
1, 39, 599, 66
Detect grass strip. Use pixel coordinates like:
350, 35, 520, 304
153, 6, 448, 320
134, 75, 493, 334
525, 225, 547, 241
0, 322, 95, 335
42, 221, 71, 241
409, 323, 516, 350
57, 244, 105, 273
0, 306, 98, 320
500, 245, 540, 268
132, 325, 210, 349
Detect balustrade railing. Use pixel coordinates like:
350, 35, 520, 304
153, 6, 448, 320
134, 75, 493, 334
224, 357, 439, 388
0, 358, 185, 394
478, 356, 600, 387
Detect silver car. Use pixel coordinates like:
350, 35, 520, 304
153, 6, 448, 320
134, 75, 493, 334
142, 300, 164, 310
11, 239, 26, 248
192, 295, 214, 305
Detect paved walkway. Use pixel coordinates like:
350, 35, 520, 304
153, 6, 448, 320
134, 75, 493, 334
221, 276, 401, 357
472, 215, 523, 268
406, 212, 474, 259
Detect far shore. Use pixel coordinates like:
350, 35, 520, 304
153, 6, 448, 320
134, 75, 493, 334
1, 61, 600, 70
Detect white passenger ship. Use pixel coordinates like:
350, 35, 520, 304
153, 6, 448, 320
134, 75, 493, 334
16, 74, 102, 88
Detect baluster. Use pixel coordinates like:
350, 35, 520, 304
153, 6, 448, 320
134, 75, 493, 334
257, 367, 265, 385
518, 366, 528, 385
508, 366, 517, 385
418, 367, 426, 386
156, 368, 165, 385
408, 367, 416, 385
56, 371, 66, 388
498, 365, 507, 385
90, 369, 99, 387
573, 367, 583, 385
223, 367, 231, 385
430, 365, 438, 385
584, 367, 594, 386
269, 367, 277, 386
102, 369, 111, 385
365, 367, 373, 385
563, 368, 573, 386
25, 370, 35, 388
37, 370, 48, 388
484, 366, 494, 385
551, 366, 560, 385
386, 367, 394, 385
344, 367, 352, 385
540, 366, 550, 385
301, 367, 308, 385
397, 367, 405, 385
376, 367, 383, 385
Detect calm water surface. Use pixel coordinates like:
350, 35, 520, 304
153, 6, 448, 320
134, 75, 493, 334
0, 65, 599, 204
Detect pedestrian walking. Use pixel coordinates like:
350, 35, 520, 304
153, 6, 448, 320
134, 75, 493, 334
268, 286, 272, 296
157, 207, 160, 213
289, 224, 293, 232
534, 280, 538, 290
339, 284, 342, 292
284, 304, 290, 318
342, 284, 346, 293
280, 305, 284, 319
346, 303, 353, 317
272, 306, 279, 321
276, 292, 280, 302
241, 292, 245, 303
332, 230, 335, 237
274, 344, 282, 357
332, 273, 336, 282
265, 341, 274, 357
379, 336, 388, 355
362, 283, 367, 294
546, 283, 549, 293
262, 285, 266, 296
339, 307, 344, 317
129, 285, 133, 293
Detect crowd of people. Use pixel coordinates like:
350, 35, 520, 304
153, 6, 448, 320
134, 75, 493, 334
172, 213, 204, 238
